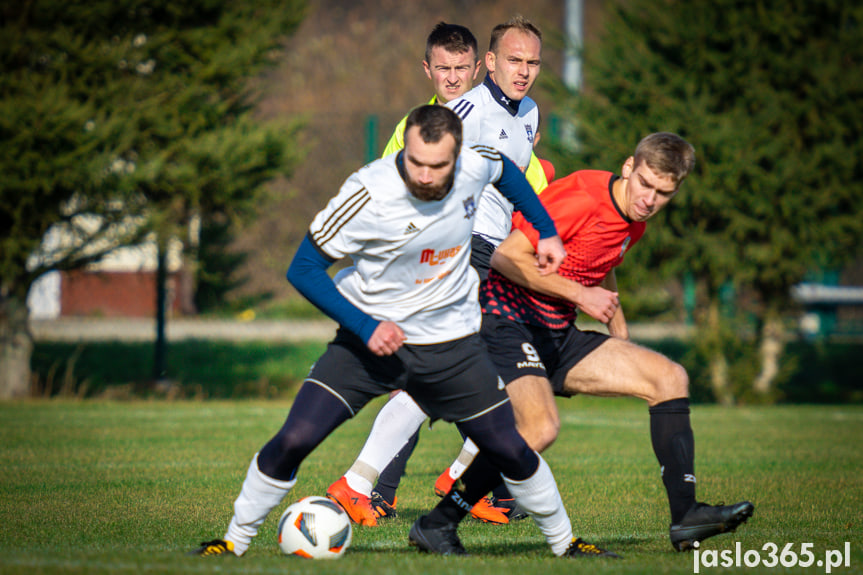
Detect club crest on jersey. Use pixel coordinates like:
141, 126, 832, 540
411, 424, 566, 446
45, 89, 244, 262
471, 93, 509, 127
463, 196, 477, 219
525, 124, 534, 144
619, 236, 632, 258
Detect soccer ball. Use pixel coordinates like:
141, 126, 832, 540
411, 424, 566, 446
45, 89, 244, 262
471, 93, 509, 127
277, 496, 352, 559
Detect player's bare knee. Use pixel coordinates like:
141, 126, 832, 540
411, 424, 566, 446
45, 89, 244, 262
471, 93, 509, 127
653, 360, 689, 403
669, 361, 690, 397
536, 421, 560, 452
521, 418, 559, 452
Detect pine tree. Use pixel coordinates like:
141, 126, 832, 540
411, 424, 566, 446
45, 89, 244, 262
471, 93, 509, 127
0, 0, 306, 397
553, 0, 863, 401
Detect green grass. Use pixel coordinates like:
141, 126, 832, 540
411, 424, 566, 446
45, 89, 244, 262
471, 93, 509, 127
1, 398, 861, 574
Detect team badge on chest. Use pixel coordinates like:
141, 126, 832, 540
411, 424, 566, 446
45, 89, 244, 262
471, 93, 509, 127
463, 196, 477, 219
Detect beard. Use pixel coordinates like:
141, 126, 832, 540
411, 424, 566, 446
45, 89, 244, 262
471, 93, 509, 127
406, 169, 455, 202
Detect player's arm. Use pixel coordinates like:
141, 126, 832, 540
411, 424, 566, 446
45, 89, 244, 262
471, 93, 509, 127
492, 155, 564, 274
491, 230, 620, 324
601, 270, 629, 339
287, 235, 404, 356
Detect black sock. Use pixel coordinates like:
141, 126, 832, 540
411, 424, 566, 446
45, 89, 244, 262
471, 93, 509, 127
374, 428, 420, 503
424, 401, 536, 528
491, 483, 513, 500
649, 397, 696, 524
424, 452, 501, 528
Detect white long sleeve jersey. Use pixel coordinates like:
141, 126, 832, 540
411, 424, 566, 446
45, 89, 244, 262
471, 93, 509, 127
308, 145, 505, 344
447, 78, 539, 246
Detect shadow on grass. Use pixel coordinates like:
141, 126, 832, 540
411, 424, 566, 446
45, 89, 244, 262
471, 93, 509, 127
349, 505, 654, 558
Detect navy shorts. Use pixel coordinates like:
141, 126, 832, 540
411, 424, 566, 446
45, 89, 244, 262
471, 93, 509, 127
306, 328, 509, 423
470, 234, 496, 283
480, 313, 609, 396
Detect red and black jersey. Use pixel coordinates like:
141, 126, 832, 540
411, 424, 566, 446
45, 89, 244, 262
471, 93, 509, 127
481, 170, 646, 329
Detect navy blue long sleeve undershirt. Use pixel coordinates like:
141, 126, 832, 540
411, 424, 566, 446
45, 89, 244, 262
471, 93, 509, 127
495, 154, 556, 239
286, 234, 380, 343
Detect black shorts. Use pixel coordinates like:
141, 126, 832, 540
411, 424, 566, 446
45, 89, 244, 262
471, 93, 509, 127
470, 234, 496, 284
480, 313, 609, 396
306, 328, 509, 423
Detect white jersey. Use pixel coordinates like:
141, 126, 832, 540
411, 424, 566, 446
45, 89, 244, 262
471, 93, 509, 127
308, 145, 505, 344
447, 76, 539, 246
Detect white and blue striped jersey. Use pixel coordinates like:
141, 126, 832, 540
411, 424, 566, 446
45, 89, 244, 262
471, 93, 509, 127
447, 75, 540, 246
308, 145, 505, 344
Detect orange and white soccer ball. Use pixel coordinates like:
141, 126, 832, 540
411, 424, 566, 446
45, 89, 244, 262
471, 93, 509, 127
277, 496, 352, 559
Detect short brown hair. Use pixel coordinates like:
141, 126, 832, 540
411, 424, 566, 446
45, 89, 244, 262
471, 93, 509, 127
404, 104, 463, 151
489, 15, 542, 53
634, 132, 696, 186
425, 22, 478, 64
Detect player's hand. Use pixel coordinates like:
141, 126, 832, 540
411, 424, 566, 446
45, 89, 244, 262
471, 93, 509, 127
367, 321, 406, 356
576, 285, 620, 324
535, 235, 566, 276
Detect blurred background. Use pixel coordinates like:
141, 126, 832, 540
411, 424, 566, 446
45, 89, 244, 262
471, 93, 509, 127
3, 0, 862, 404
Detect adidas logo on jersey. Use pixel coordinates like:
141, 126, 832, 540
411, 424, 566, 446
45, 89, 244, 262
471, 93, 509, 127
498, 129, 509, 140
404, 222, 420, 234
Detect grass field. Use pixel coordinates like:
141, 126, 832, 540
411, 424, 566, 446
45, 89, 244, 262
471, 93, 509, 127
1, 397, 861, 574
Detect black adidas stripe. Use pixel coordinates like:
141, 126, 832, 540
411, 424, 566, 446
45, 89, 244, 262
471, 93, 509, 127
450, 100, 475, 119
311, 188, 372, 246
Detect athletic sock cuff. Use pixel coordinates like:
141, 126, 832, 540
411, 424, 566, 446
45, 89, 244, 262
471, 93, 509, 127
253, 453, 298, 490
649, 397, 690, 415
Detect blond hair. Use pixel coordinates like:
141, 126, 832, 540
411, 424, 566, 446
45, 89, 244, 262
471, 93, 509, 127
634, 132, 696, 186
489, 15, 542, 54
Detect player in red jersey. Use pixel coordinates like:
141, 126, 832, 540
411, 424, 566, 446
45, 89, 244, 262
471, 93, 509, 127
420, 132, 754, 553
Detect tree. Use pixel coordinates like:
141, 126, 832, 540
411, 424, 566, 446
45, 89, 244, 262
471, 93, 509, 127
551, 0, 863, 402
0, 0, 306, 397
194, 215, 271, 313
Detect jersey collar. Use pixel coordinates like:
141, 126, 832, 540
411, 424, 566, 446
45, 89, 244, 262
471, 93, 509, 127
608, 175, 634, 223
483, 73, 521, 116
396, 149, 407, 180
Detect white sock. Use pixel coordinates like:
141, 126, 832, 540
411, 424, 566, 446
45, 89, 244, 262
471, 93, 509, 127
447, 438, 479, 479
503, 454, 573, 556
224, 453, 296, 556
344, 391, 428, 496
